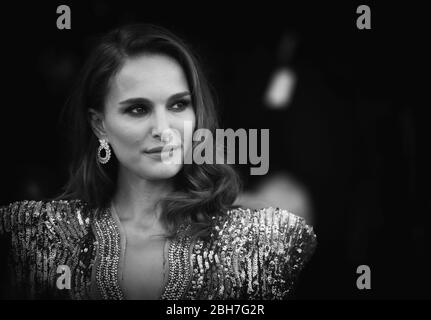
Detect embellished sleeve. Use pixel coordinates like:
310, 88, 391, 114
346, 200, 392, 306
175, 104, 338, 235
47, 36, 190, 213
254, 207, 317, 299
0, 200, 92, 298
0, 200, 43, 298
0, 201, 21, 236
0, 199, 91, 240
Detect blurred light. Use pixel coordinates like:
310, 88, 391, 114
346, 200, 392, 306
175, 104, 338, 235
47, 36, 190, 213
235, 171, 313, 224
263, 67, 297, 110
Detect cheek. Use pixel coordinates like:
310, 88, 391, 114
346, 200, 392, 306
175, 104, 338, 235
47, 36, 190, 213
105, 118, 148, 154
174, 112, 196, 149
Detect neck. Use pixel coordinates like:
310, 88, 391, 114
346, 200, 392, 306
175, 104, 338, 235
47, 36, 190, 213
112, 166, 174, 230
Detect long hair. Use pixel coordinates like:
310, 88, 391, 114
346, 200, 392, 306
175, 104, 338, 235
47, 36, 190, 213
54, 23, 241, 235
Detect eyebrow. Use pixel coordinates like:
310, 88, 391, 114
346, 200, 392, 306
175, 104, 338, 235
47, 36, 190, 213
119, 91, 191, 106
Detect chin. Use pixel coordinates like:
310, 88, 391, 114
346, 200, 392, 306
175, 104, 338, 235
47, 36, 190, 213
139, 163, 182, 181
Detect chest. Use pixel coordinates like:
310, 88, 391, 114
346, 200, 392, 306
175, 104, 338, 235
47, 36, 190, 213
90, 212, 200, 300
119, 234, 169, 300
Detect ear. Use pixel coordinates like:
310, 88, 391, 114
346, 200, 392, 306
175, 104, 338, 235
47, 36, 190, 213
88, 108, 107, 140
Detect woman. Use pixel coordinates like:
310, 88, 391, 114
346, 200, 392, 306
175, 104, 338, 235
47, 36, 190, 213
0, 24, 316, 300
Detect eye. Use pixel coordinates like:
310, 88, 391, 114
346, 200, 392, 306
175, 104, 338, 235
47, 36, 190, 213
127, 105, 149, 115
170, 99, 191, 111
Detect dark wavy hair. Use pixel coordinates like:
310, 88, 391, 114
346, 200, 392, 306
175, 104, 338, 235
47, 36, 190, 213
55, 23, 241, 235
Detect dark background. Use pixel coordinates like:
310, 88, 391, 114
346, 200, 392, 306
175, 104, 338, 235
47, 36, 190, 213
0, 1, 429, 299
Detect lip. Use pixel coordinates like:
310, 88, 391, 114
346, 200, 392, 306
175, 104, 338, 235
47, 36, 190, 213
143, 145, 181, 154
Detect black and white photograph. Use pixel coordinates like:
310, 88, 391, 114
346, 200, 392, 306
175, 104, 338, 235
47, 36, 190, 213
0, 0, 429, 308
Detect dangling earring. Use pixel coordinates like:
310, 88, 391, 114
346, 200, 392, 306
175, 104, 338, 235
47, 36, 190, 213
97, 139, 111, 164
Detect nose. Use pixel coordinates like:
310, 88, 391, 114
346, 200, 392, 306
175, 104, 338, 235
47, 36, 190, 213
151, 107, 171, 142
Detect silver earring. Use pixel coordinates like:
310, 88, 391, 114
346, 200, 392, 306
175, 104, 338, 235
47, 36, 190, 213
97, 139, 111, 164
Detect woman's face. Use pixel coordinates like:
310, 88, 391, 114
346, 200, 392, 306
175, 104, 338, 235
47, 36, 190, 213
96, 53, 196, 181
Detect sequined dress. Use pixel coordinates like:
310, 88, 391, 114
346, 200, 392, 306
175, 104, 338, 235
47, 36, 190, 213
0, 200, 317, 299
